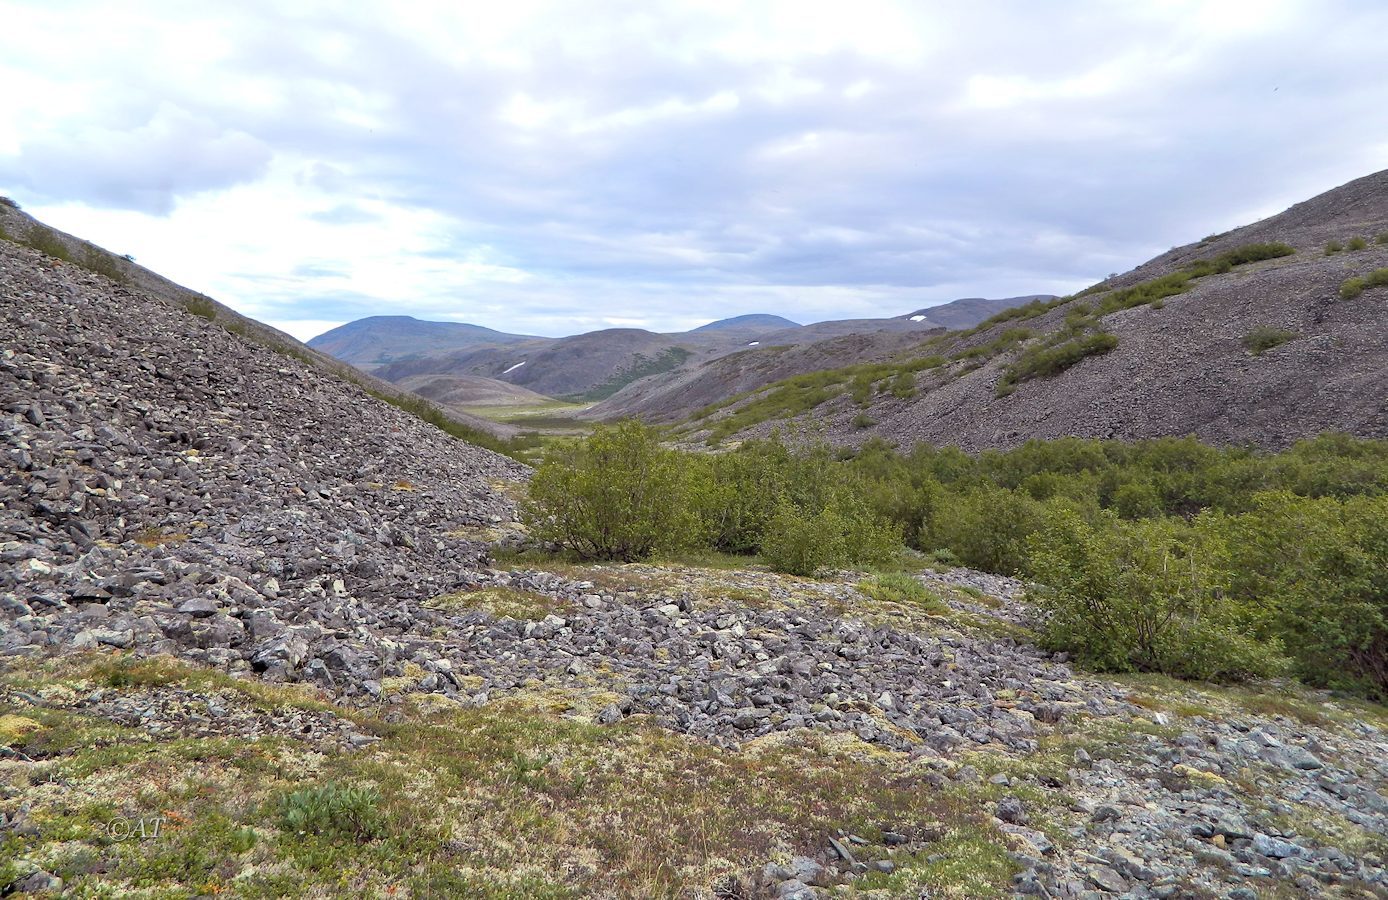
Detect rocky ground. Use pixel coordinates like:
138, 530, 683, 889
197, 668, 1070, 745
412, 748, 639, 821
3, 235, 1388, 897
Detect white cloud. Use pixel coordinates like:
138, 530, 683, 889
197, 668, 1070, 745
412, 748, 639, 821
0, 0, 1385, 336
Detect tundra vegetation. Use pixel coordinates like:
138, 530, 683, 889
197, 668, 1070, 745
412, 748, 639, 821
526, 423, 1388, 699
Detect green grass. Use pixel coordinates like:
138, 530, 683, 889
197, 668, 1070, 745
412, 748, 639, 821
858, 572, 946, 613
425, 586, 569, 620
1326, 240, 1344, 255
1242, 326, 1298, 356
1340, 268, 1388, 301
463, 400, 590, 422
1347, 236, 1368, 251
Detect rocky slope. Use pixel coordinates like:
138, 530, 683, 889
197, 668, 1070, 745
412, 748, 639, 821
586, 329, 941, 423
689, 170, 1388, 451
0, 233, 526, 684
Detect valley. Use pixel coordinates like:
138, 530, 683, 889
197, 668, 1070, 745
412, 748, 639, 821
2, 169, 1388, 899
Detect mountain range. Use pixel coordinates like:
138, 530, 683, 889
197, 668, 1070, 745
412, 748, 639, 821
306, 295, 1054, 413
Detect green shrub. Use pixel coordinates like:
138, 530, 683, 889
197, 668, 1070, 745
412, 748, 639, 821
1241, 326, 1297, 355
758, 496, 898, 576
524, 420, 701, 561
1325, 240, 1344, 255
22, 224, 72, 261
852, 412, 876, 429
858, 572, 945, 613
1376, 232, 1388, 246
279, 782, 384, 842
996, 332, 1118, 396
1347, 236, 1368, 251
1110, 479, 1163, 519
1223, 492, 1388, 697
1028, 509, 1285, 680
185, 297, 218, 320
921, 486, 1049, 576
1340, 268, 1388, 300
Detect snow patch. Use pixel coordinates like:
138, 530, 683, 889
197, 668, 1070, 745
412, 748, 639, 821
747, 341, 760, 346
910, 315, 927, 322
503, 361, 526, 374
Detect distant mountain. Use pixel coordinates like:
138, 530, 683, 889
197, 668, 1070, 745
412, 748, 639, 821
900, 295, 1058, 331
376, 328, 694, 402
690, 314, 801, 332
306, 316, 533, 368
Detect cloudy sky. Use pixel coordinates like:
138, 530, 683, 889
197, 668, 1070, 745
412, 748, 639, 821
2, 1, 1386, 340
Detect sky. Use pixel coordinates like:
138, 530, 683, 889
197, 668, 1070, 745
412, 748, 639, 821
2, 1, 1387, 341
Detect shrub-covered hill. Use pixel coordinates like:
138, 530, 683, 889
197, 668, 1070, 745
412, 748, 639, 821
680, 169, 1388, 451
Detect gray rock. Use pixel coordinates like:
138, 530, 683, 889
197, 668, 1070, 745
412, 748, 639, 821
1253, 833, 1303, 859
177, 596, 220, 617
997, 796, 1028, 825
1085, 864, 1129, 893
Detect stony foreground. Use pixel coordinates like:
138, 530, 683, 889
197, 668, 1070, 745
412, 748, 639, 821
3, 237, 1388, 897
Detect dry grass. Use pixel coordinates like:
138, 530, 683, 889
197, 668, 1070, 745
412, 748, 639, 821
0, 653, 1012, 898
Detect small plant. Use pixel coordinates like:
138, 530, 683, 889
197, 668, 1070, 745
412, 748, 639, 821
185, 296, 217, 320
0, 196, 18, 209
1242, 326, 1298, 356
1340, 268, 1388, 300
889, 371, 917, 399
1325, 240, 1344, 255
508, 752, 552, 789
278, 782, 384, 842
1376, 232, 1388, 246
1347, 236, 1368, 251
852, 412, 876, 429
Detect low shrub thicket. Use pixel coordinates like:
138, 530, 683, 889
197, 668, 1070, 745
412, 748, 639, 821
1029, 510, 1284, 680
525, 422, 899, 574
523, 422, 1388, 697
